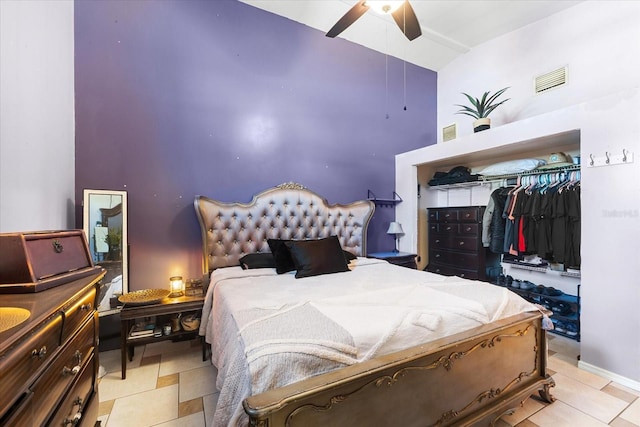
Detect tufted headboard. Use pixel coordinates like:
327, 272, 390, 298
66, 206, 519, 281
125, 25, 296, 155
194, 183, 375, 275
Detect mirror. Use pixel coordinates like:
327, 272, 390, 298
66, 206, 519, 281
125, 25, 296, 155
83, 189, 128, 315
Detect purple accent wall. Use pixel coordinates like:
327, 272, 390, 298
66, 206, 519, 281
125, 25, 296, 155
74, 0, 437, 290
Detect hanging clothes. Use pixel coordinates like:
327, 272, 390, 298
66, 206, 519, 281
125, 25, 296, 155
483, 187, 512, 253
485, 169, 581, 269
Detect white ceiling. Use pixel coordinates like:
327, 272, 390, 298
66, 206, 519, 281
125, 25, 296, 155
240, 0, 583, 71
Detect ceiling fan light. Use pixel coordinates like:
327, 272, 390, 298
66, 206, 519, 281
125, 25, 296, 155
365, 0, 404, 15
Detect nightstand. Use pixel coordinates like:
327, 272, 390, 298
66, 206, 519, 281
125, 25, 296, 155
368, 251, 418, 269
119, 294, 205, 379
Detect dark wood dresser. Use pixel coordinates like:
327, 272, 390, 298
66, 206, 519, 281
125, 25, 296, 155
426, 206, 500, 281
0, 231, 104, 427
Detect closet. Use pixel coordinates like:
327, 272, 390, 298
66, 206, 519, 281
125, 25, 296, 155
416, 131, 582, 340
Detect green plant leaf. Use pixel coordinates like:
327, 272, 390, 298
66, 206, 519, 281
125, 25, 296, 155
454, 87, 510, 119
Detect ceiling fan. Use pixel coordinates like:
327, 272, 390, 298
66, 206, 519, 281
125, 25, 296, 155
326, 0, 422, 41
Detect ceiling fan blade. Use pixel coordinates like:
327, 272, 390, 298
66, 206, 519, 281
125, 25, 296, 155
391, 1, 422, 41
326, 1, 370, 38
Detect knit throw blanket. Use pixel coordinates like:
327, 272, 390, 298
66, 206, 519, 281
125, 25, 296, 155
237, 302, 358, 393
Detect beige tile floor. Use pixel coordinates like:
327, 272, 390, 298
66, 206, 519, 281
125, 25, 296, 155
97, 335, 640, 427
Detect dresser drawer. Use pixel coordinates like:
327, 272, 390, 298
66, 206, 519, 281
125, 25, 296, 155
457, 208, 480, 222
61, 286, 97, 343
31, 314, 96, 426
427, 263, 480, 280
0, 391, 33, 427
430, 235, 479, 251
0, 314, 62, 415
459, 223, 480, 235
48, 353, 95, 427
430, 250, 482, 268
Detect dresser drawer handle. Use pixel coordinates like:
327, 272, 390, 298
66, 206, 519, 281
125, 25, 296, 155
63, 411, 82, 426
53, 239, 64, 253
435, 254, 441, 258
31, 346, 47, 359
81, 303, 92, 311
464, 213, 471, 218
445, 226, 452, 231
465, 227, 471, 232
63, 350, 82, 376
459, 241, 465, 246
435, 239, 440, 243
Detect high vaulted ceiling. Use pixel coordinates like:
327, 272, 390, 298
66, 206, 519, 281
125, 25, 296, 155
240, 0, 583, 71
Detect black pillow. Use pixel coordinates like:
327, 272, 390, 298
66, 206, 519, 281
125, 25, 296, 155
267, 239, 296, 274
284, 236, 350, 279
239, 253, 276, 270
342, 250, 357, 262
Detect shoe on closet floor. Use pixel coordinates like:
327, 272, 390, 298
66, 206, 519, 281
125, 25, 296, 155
544, 287, 563, 296
520, 280, 536, 290
564, 323, 578, 336
552, 301, 573, 316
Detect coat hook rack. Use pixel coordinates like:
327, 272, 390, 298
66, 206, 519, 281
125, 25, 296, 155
586, 149, 634, 167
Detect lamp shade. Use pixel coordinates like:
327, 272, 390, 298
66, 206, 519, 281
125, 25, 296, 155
387, 222, 403, 235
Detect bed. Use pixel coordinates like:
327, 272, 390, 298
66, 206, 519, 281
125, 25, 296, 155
194, 183, 555, 427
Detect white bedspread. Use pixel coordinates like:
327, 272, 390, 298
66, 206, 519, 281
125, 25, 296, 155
199, 258, 538, 426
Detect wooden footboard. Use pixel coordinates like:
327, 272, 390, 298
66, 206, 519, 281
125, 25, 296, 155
244, 312, 555, 427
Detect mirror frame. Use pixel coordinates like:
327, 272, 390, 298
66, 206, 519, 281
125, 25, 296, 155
83, 189, 128, 315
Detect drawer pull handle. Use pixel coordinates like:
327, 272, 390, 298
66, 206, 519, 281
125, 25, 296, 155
63, 350, 82, 376
31, 346, 47, 359
435, 254, 440, 258
63, 365, 81, 376
63, 411, 82, 426
81, 303, 92, 311
465, 227, 471, 232
53, 239, 64, 253
464, 213, 471, 218
435, 239, 440, 243
446, 226, 452, 231
459, 241, 465, 246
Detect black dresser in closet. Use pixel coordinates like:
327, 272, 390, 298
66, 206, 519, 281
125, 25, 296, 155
427, 206, 501, 281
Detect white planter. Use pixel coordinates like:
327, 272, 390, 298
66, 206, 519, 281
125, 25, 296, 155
473, 118, 491, 133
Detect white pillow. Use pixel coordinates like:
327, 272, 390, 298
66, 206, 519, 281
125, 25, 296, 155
477, 159, 546, 175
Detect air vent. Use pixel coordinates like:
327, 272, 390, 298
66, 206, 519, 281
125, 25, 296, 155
535, 66, 567, 93
442, 124, 456, 142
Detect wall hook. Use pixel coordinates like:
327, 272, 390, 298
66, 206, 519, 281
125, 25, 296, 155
589, 153, 595, 166
605, 152, 610, 164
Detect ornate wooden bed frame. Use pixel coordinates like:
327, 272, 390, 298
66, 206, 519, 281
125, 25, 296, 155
194, 183, 555, 427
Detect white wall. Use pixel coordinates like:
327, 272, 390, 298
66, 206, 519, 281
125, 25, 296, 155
437, 1, 640, 141
0, 0, 75, 232
397, 1, 640, 387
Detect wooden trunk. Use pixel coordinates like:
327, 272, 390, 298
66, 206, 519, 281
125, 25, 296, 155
0, 230, 101, 293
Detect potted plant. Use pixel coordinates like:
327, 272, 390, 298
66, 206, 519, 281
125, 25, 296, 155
455, 87, 510, 133
104, 227, 122, 260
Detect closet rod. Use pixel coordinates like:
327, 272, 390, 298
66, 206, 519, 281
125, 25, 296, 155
480, 164, 581, 182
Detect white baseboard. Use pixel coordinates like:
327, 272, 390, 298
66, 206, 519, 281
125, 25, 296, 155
578, 361, 640, 392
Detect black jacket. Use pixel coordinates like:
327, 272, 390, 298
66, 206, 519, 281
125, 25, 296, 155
486, 187, 511, 254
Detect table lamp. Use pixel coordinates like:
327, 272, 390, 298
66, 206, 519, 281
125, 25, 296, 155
387, 222, 403, 253
169, 276, 184, 297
